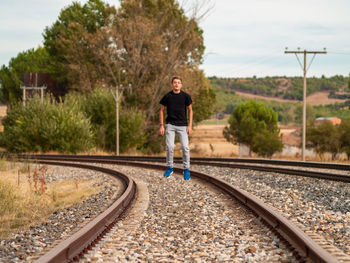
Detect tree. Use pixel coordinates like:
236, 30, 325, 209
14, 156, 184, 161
39, 0, 215, 153
339, 117, 350, 160
44, 0, 213, 109
113, 0, 208, 121
223, 100, 282, 156
0, 65, 17, 103
43, 0, 116, 89
56, 0, 214, 151
307, 122, 341, 160
179, 67, 216, 123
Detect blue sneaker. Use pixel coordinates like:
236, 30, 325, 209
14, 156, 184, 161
183, 169, 190, 180
163, 167, 173, 178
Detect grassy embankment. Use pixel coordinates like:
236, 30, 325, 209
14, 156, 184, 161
0, 158, 102, 238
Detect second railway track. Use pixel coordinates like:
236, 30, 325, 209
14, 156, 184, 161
24, 154, 350, 183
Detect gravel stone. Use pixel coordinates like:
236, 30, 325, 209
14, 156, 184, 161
191, 164, 350, 258
81, 164, 297, 263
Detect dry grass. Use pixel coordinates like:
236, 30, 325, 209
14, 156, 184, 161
188, 124, 239, 157
0, 159, 103, 238
307, 91, 346, 106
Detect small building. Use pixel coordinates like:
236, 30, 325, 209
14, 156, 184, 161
314, 117, 342, 126
23, 72, 66, 99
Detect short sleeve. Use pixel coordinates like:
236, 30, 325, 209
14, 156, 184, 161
160, 94, 167, 106
185, 93, 192, 106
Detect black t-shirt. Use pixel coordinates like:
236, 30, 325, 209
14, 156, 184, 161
160, 90, 192, 126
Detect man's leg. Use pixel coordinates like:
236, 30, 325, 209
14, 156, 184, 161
165, 124, 176, 168
177, 126, 190, 170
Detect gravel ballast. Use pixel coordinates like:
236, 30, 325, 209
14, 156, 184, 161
82, 165, 297, 263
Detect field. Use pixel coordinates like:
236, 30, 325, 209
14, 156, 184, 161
189, 124, 238, 157
187, 122, 299, 157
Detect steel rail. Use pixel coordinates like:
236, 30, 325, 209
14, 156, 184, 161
189, 161, 350, 183
195, 157, 350, 171
22, 155, 339, 263
22, 154, 350, 183
21, 154, 350, 171
19, 160, 137, 263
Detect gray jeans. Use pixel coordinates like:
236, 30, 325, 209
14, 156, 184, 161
165, 124, 190, 169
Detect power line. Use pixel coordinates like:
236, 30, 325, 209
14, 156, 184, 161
214, 50, 284, 76
327, 51, 350, 56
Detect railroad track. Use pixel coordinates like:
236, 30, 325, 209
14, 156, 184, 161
11, 154, 346, 262
18, 160, 136, 263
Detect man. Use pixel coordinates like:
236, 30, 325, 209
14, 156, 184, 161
159, 76, 193, 180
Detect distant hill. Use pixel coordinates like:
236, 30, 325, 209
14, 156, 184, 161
209, 75, 350, 101
210, 76, 350, 124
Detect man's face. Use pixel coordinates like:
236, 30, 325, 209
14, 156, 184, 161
172, 79, 182, 93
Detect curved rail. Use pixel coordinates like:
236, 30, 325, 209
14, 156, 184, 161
20, 160, 137, 263
21, 155, 339, 263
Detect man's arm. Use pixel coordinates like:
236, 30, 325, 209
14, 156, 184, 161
187, 104, 193, 135
159, 105, 165, 136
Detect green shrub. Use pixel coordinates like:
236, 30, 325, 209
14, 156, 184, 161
1, 96, 93, 153
252, 130, 283, 157
1, 89, 146, 154
67, 88, 146, 153
119, 110, 146, 152
78, 88, 116, 151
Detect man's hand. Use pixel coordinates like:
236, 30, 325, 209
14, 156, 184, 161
187, 105, 193, 135
187, 126, 192, 135
159, 125, 165, 136
159, 105, 165, 136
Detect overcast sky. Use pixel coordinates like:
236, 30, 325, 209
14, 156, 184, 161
1, 0, 350, 78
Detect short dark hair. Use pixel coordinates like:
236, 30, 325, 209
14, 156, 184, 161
171, 76, 182, 83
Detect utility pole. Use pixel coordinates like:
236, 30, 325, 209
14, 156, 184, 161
285, 48, 326, 161
112, 69, 132, 156
116, 84, 120, 156
114, 83, 132, 156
